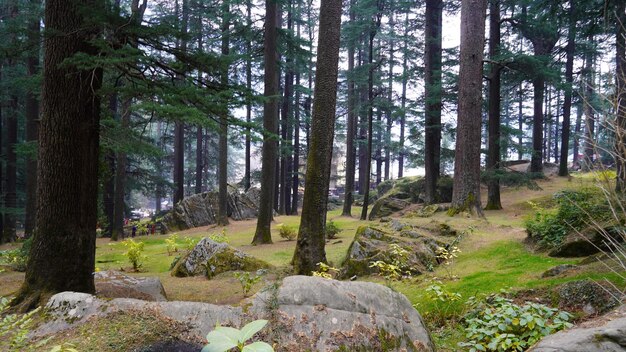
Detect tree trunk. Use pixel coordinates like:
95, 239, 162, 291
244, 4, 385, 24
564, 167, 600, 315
485, 0, 502, 211
360, 11, 382, 221
518, 84, 524, 160
111, 98, 131, 241
24, 0, 41, 238
281, 2, 294, 215
252, 0, 280, 245
424, 0, 443, 204
217, 1, 230, 226
293, 0, 342, 275
582, 49, 595, 171
14, 0, 104, 310
342, 3, 356, 217
450, 0, 487, 216
616, 1, 626, 192
573, 102, 582, 167
244, 0, 252, 191
173, 0, 189, 205
530, 75, 545, 173
398, 11, 408, 178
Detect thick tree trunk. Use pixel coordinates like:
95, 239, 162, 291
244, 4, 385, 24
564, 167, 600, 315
485, 0, 502, 211
14, 0, 103, 310
217, 1, 230, 226
616, 1, 626, 192
450, 0, 487, 216
582, 50, 595, 171
293, 0, 342, 275
424, 0, 443, 204
252, 0, 280, 245
530, 75, 545, 173
24, 0, 41, 238
0, 64, 3, 238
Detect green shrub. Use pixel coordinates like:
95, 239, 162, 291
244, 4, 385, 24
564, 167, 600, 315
418, 283, 463, 327
233, 269, 266, 297
459, 294, 573, 352
203, 319, 274, 352
121, 238, 145, 271
0, 238, 31, 272
325, 221, 341, 239
0, 296, 40, 351
525, 187, 612, 247
277, 224, 297, 241
182, 236, 198, 251
165, 234, 179, 256
209, 229, 229, 243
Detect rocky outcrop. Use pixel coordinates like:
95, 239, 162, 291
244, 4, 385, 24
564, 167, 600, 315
555, 279, 621, 316
161, 186, 258, 233
38, 276, 435, 352
95, 270, 167, 301
171, 238, 270, 278
340, 226, 447, 278
368, 197, 410, 220
548, 226, 625, 258
541, 264, 578, 278
249, 276, 435, 351
529, 304, 626, 352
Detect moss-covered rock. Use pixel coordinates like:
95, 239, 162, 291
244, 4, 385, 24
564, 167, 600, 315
171, 238, 270, 278
368, 197, 410, 220
340, 226, 446, 279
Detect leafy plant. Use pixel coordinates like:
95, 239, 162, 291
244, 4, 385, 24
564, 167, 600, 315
165, 234, 179, 256
436, 245, 461, 279
0, 296, 40, 351
209, 229, 229, 243
325, 221, 341, 239
418, 283, 463, 327
369, 260, 402, 284
0, 238, 31, 272
312, 262, 339, 279
277, 224, 297, 241
525, 187, 612, 247
121, 238, 146, 271
459, 294, 573, 352
182, 236, 198, 251
202, 319, 274, 352
234, 269, 267, 297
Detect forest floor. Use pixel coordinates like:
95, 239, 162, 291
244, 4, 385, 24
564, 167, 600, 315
1, 174, 625, 351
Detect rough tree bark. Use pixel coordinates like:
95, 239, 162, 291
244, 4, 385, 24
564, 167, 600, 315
217, 1, 230, 226
450, 0, 487, 216
293, 0, 342, 275
424, 0, 443, 204
13, 0, 104, 310
485, 0, 502, 211
342, 2, 357, 217
558, 1, 575, 177
244, 0, 252, 191
252, 0, 280, 245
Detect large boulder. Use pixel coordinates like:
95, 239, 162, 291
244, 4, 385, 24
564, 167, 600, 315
369, 197, 410, 220
171, 238, 270, 278
38, 277, 435, 352
340, 226, 445, 278
249, 276, 435, 351
548, 225, 625, 258
95, 270, 167, 301
554, 279, 621, 316
162, 186, 258, 233
529, 304, 626, 352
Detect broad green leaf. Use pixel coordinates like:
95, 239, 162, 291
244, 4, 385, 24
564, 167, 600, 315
240, 320, 268, 342
201, 340, 239, 352
242, 341, 275, 352
207, 327, 241, 346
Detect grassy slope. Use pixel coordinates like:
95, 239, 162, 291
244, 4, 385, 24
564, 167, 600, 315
1, 175, 625, 350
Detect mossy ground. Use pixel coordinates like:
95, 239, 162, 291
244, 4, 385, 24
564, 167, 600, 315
1, 174, 625, 351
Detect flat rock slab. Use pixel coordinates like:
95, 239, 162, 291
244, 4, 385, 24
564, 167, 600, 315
95, 270, 167, 301
38, 276, 435, 352
530, 305, 626, 352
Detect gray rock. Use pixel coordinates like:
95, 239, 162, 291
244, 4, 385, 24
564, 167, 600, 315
38, 292, 242, 339
548, 226, 624, 258
95, 270, 167, 301
171, 237, 270, 278
340, 226, 444, 278
38, 277, 435, 352
368, 197, 410, 220
249, 276, 435, 351
541, 264, 578, 278
162, 186, 259, 233
556, 279, 621, 316
529, 305, 626, 352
